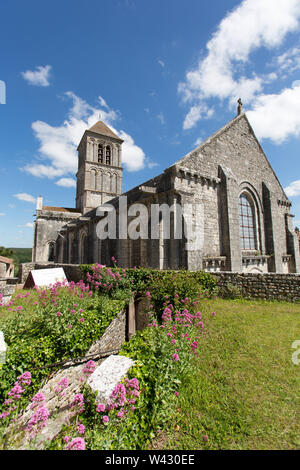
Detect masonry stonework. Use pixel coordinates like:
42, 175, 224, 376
213, 272, 300, 302
32, 113, 300, 274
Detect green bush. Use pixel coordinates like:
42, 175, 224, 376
0, 283, 125, 406
81, 264, 217, 307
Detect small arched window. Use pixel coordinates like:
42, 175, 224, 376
97, 171, 102, 190
98, 144, 103, 163
106, 146, 111, 165
90, 169, 96, 190
239, 193, 257, 250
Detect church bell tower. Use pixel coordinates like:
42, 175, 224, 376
76, 121, 124, 214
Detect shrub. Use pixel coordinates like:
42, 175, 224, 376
0, 282, 125, 407
81, 264, 217, 308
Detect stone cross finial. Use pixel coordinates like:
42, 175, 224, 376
237, 98, 243, 116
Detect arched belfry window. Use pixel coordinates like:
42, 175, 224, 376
106, 146, 111, 165
239, 193, 257, 250
98, 144, 103, 163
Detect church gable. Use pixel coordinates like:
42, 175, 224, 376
174, 114, 288, 202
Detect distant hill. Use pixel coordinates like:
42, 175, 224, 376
8, 248, 32, 275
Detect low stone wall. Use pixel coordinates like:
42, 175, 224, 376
0, 284, 16, 305
213, 272, 300, 302
18, 263, 83, 284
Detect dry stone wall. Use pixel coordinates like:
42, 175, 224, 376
213, 272, 300, 302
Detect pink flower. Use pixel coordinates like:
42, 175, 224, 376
26, 406, 50, 435
30, 392, 46, 408
77, 423, 86, 435
203, 435, 209, 442
102, 415, 109, 424
57, 311, 62, 317
96, 403, 106, 413
117, 409, 125, 419
79, 317, 85, 323
82, 360, 95, 376
172, 353, 179, 362
17, 371, 31, 386
68, 324, 73, 329
65, 437, 86, 450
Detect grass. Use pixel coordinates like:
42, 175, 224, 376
154, 298, 300, 450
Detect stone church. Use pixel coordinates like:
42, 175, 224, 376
32, 109, 300, 274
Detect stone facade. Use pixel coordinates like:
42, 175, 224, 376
32, 114, 300, 274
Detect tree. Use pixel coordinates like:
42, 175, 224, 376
0, 246, 14, 258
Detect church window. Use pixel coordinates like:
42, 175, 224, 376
90, 169, 96, 190
98, 144, 104, 163
106, 146, 111, 165
239, 194, 257, 250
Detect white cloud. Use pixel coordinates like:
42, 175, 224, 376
18, 222, 34, 228
194, 137, 203, 147
55, 178, 76, 188
14, 193, 36, 204
276, 47, 300, 73
157, 112, 165, 125
247, 83, 300, 143
158, 60, 165, 68
21, 65, 52, 87
118, 130, 145, 172
0, 213, 5, 216
179, 0, 300, 129
284, 179, 300, 197
24, 92, 147, 177
183, 105, 214, 130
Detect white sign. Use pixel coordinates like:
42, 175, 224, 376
24, 268, 67, 288
0, 331, 7, 365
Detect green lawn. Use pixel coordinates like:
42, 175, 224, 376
156, 298, 300, 450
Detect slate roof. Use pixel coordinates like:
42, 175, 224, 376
88, 121, 123, 142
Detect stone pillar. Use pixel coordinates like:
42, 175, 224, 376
262, 183, 283, 273
218, 166, 242, 272
285, 213, 300, 273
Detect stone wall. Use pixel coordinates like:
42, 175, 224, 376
18, 263, 84, 284
213, 271, 300, 302
0, 284, 16, 305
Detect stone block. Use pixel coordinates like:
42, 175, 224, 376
87, 355, 135, 403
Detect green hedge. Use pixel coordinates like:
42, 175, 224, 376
81, 265, 217, 306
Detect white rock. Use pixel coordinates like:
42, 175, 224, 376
0, 331, 7, 364
87, 355, 135, 403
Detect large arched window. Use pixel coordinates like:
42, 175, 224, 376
239, 193, 257, 250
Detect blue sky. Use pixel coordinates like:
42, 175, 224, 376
1, 0, 300, 248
